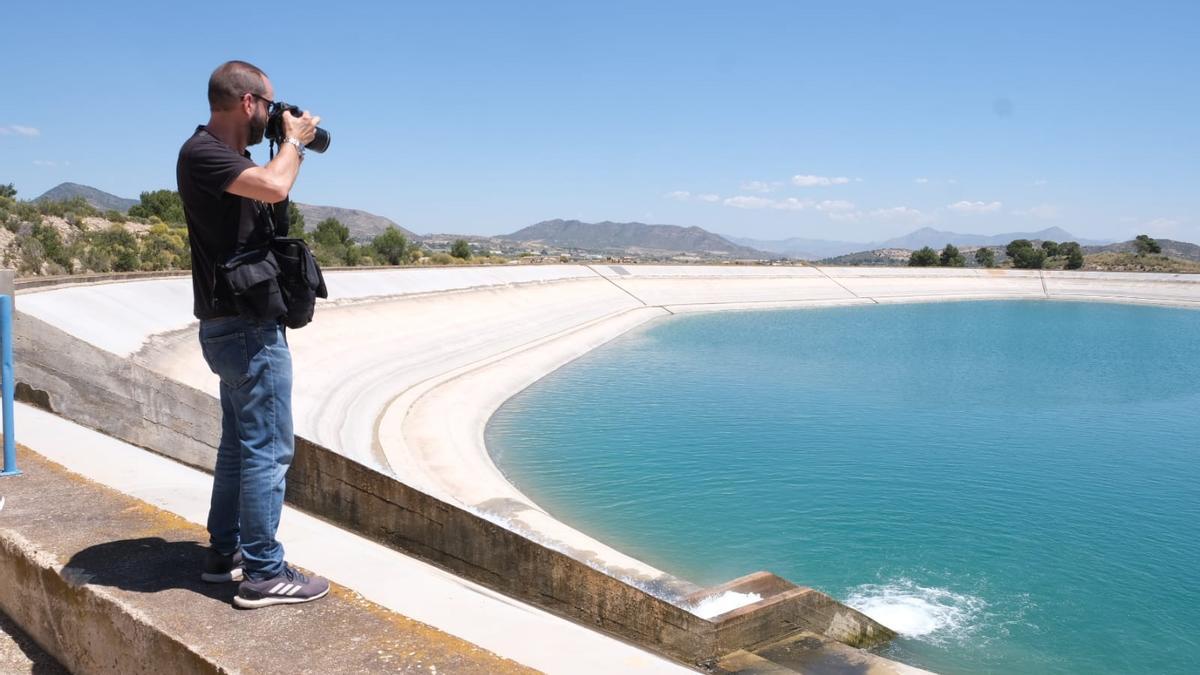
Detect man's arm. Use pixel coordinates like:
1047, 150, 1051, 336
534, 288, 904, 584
227, 111, 320, 203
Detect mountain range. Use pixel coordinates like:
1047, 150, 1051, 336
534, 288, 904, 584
500, 219, 770, 258
37, 183, 1187, 263
34, 182, 138, 212
730, 227, 1111, 260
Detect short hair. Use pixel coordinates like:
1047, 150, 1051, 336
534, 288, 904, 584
208, 60, 268, 111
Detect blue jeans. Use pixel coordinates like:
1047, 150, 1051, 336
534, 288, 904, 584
199, 315, 293, 581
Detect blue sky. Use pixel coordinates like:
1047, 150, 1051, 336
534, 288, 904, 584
2, 1, 1196, 242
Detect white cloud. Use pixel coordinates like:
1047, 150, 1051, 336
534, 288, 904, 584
792, 174, 851, 187
773, 197, 812, 211
33, 160, 59, 167
816, 199, 856, 212
914, 177, 930, 184
666, 191, 720, 203
740, 180, 780, 193
721, 195, 814, 211
723, 195, 775, 209
870, 206, 925, 221
947, 200, 1002, 214
0, 125, 40, 137
1032, 179, 1048, 186
1012, 204, 1059, 219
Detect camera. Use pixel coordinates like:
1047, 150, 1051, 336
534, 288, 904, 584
265, 101, 331, 153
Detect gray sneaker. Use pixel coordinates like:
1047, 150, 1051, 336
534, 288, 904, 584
201, 547, 243, 583
233, 565, 329, 609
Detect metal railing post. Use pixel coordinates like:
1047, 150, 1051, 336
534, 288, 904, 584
1, 269, 18, 477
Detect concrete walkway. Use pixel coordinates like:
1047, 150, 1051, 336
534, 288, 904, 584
2, 403, 691, 674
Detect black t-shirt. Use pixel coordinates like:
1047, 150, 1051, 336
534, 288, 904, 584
176, 126, 281, 319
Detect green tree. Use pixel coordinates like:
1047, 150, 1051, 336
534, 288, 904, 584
0, 183, 16, 200
939, 243, 965, 267
1134, 234, 1161, 256
128, 190, 185, 224
1041, 240, 1060, 257
1066, 247, 1084, 270
450, 239, 472, 260
1012, 246, 1047, 269
1006, 239, 1033, 259
975, 247, 996, 268
312, 218, 350, 249
286, 201, 306, 240
310, 217, 352, 265
372, 225, 410, 265
908, 246, 939, 267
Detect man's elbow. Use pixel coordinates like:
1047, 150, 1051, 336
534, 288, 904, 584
263, 179, 290, 203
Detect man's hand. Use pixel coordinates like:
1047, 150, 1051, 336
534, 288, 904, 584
283, 110, 320, 146
227, 111, 320, 203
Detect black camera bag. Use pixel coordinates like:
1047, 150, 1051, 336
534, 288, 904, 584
270, 237, 327, 329
219, 246, 287, 322
217, 199, 327, 328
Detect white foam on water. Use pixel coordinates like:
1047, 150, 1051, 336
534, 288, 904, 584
844, 578, 985, 645
688, 591, 763, 619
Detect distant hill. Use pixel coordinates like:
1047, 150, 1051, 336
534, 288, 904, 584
293, 203, 418, 243
725, 235, 865, 260
1084, 238, 1200, 262
877, 226, 1108, 250
818, 248, 914, 266
735, 227, 1110, 261
501, 219, 771, 258
34, 182, 138, 212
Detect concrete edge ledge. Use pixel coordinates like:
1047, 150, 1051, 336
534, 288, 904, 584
0, 448, 537, 675
0, 527, 221, 675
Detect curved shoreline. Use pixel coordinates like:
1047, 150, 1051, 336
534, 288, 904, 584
374, 267, 1200, 604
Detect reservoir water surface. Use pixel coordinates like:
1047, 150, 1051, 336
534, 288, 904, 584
486, 301, 1200, 674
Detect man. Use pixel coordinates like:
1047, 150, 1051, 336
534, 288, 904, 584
176, 60, 328, 608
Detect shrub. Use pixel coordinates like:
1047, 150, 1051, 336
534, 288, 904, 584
908, 246, 939, 267
939, 243, 965, 267
450, 239, 471, 260
1134, 234, 1161, 256
128, 190, 185, 224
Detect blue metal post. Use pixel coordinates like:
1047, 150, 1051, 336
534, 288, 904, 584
1, 293, 18, 477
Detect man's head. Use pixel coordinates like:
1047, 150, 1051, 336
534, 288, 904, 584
207, 60, 274, 147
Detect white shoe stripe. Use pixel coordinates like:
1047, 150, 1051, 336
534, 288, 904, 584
268, 582, 287, 594
286, 585, 302, 596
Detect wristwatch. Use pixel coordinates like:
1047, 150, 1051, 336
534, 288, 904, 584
283, 137, 305, 160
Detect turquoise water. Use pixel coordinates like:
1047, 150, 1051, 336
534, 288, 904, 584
485, 301, 1200, 674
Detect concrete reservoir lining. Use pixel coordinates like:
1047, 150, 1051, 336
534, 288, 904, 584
13, 264, 1200, 669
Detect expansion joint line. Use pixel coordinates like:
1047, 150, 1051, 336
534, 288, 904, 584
813, 265, 877, 304
1038, 271, 1049, 298
584, 265, 669, 312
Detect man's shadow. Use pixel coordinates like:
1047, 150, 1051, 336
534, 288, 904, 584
63, 538, 237, 604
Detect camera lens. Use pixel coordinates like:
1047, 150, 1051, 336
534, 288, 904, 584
307, 128, 331, 153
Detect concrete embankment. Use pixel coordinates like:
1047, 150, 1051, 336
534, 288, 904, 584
0, 445, 534, 674
12, 265, 1197, 671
